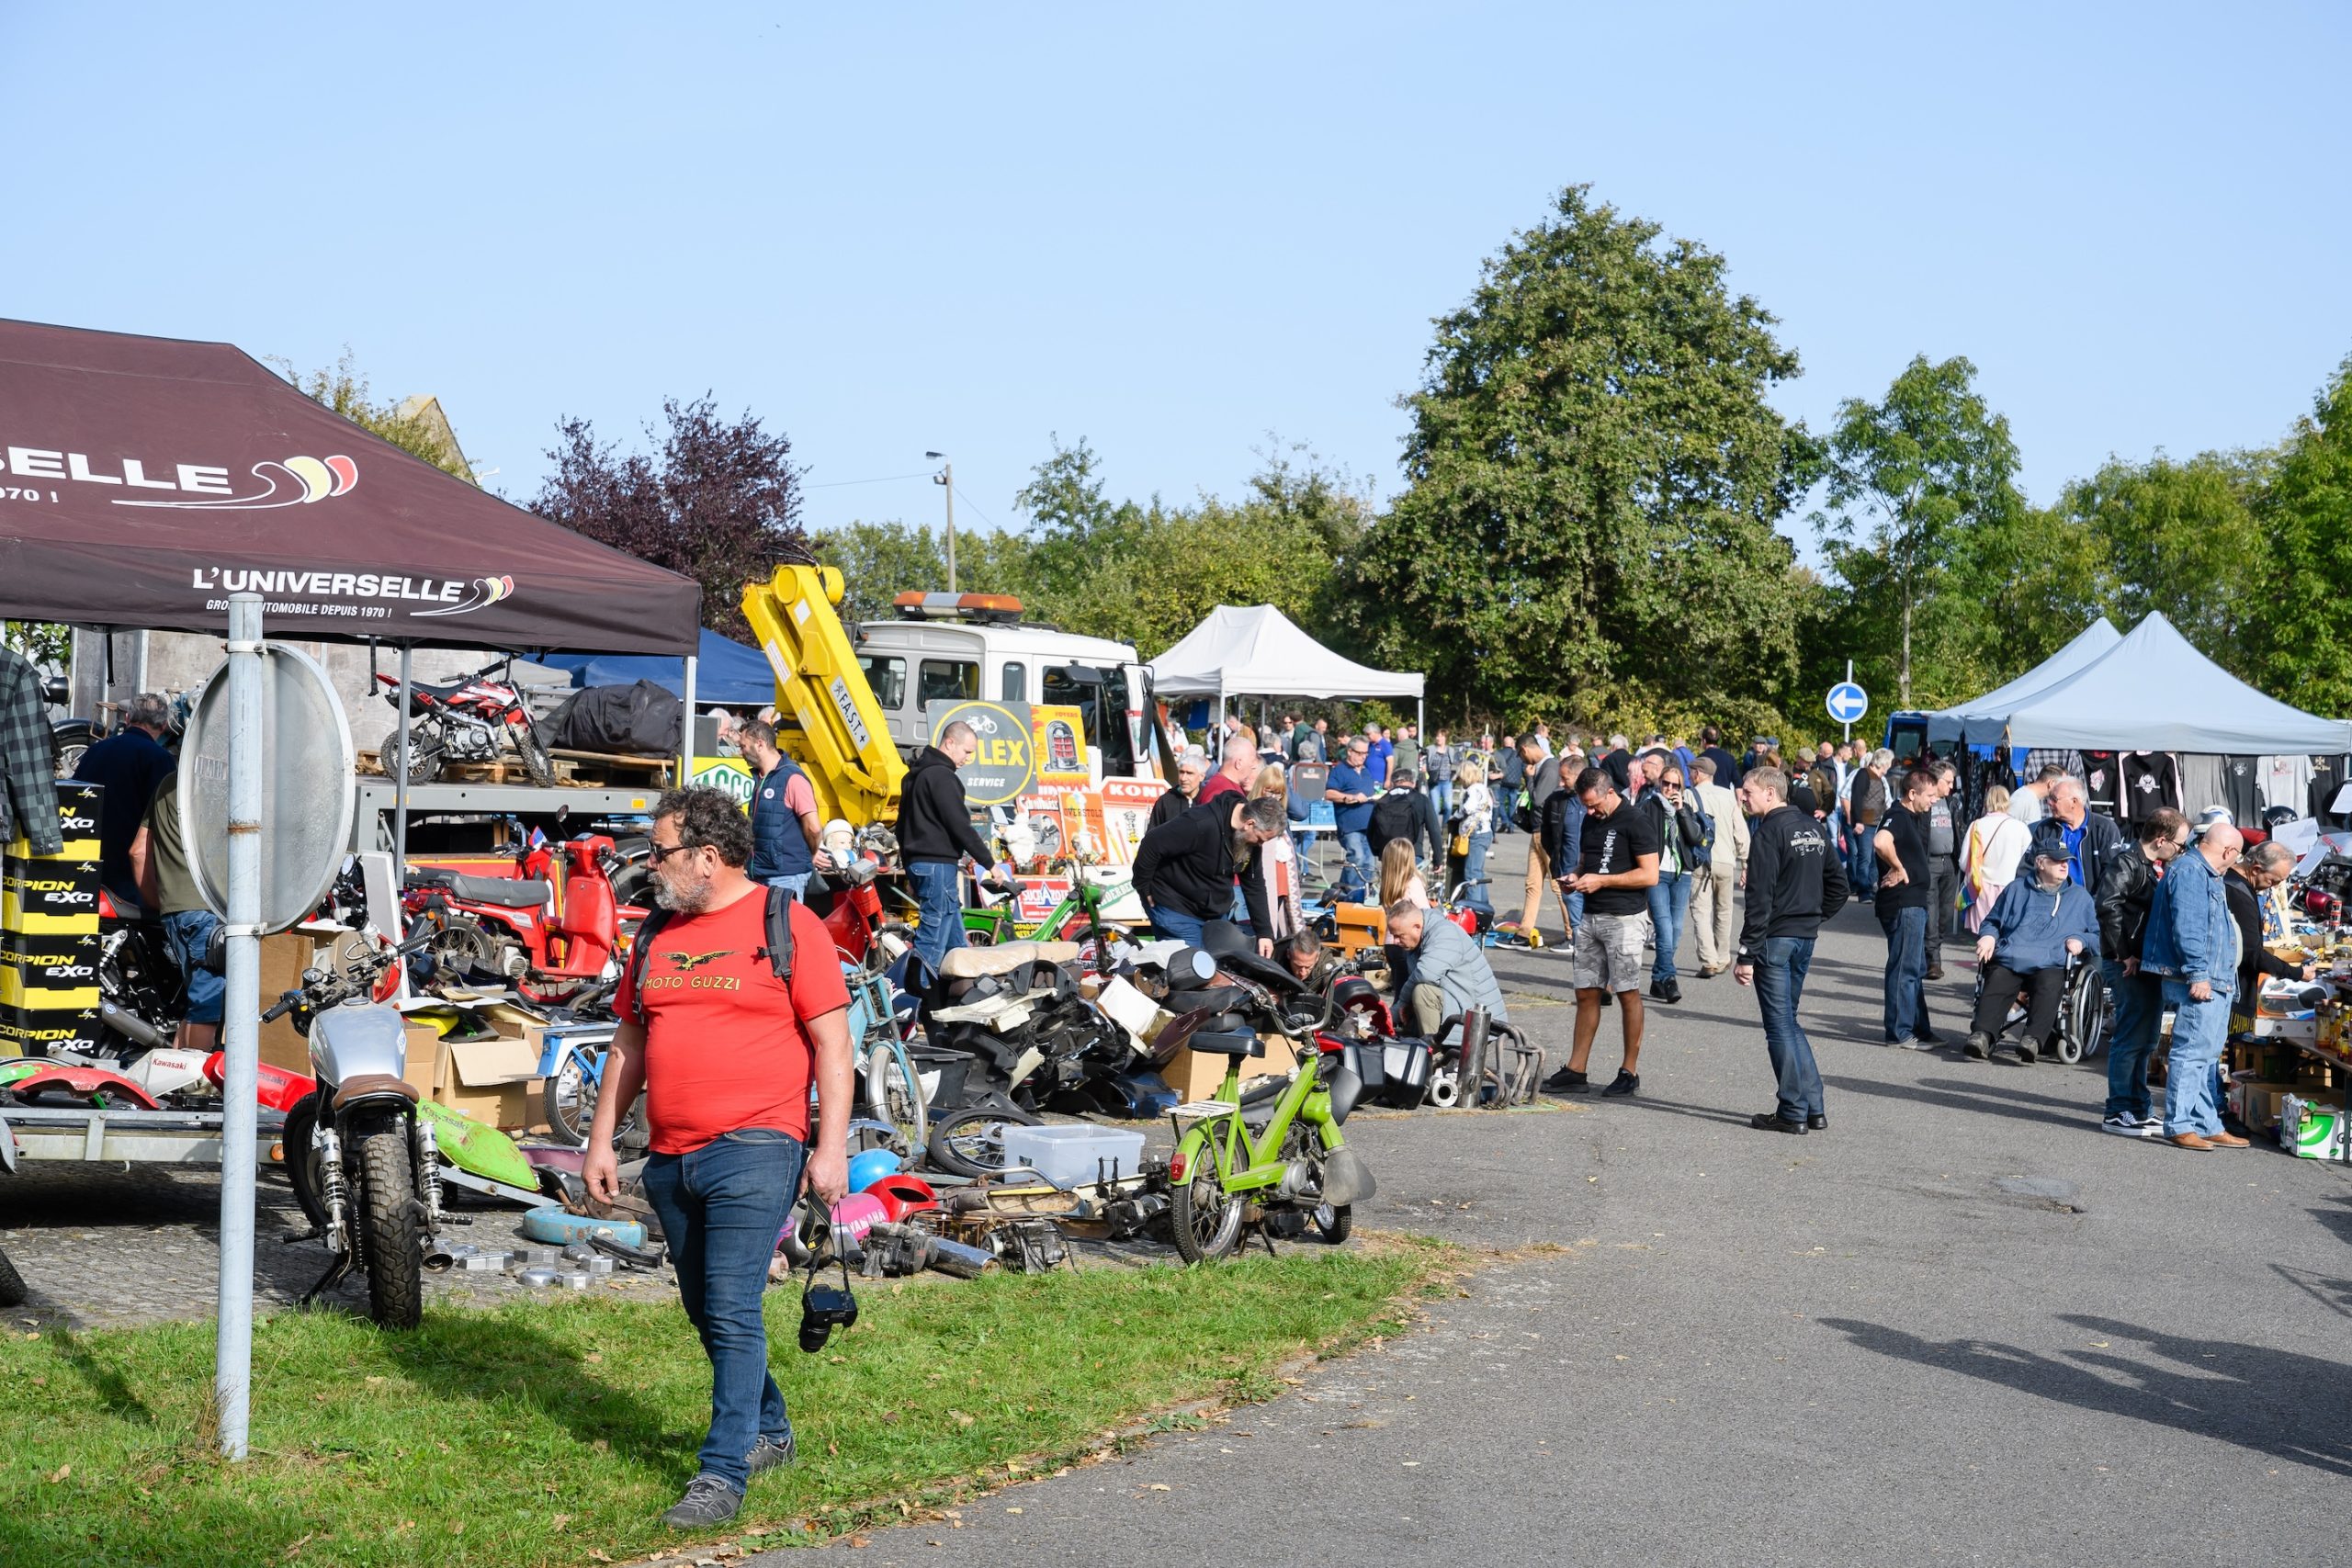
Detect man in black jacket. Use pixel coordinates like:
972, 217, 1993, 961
2228, 840, 2316, 1012
2093, 808, 2187, 1135
1733, 767, 1848, 1134
2033, 777, 2125, 893
1133, 793, 1287, 954
900, 722, 995, 979
1369, 769, 1438, 866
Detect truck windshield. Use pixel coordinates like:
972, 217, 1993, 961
1044, 664, 1136, 776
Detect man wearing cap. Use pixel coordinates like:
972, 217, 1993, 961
1962, 841, 2101, 1063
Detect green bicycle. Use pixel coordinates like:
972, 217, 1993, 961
1162, 930, 1378, 1264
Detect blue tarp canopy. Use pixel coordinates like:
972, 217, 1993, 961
539, 628, 776, 706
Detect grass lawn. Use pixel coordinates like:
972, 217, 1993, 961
0, 1238, 1452, 1566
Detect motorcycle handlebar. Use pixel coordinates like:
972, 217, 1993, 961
262, 991, 300, 1023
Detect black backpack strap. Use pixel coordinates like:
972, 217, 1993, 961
754, 883, 796, 985
624, 906, 675, 1025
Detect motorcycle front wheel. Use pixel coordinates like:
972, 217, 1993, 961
510, 722, 555, 788
352, 1109, 424, 1329
1170, 1146, 1246, 1264
924, 1101, 1042, 1179
861, 1033, 930, 1159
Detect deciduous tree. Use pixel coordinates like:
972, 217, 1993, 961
2254, 356, 2352, 710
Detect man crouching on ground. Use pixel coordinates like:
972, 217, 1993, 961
586, 787, 854, 1529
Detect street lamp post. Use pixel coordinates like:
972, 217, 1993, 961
925, 450, 956, 592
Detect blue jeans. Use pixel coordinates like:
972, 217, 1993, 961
640, 1127, 806, 1491
1754, 935, 1822, 1123
907, 860, 967, 979
161, 908, 225, 1023
2101, 960, 2161, 1121
1338, 830, 1374, 901
1849, 822, 1879, 897
1876, 902, 1930, 1041
2161, 979, 2231, 1136
1647, 870, 1690, 984
1148, 904, 1206, 946
1463, 830, 1493, 911
1428, 782, 1453, 822
762, 872, 811, 902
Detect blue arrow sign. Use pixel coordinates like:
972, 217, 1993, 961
1826, 681, 1869, 725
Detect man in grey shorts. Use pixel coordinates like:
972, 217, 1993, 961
1543, 767, 1663, 1098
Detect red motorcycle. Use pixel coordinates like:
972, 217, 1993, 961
403, 832, 648, 1003
375, 656, 553, 786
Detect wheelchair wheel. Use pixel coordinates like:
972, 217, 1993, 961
2057, 962, 2108, 1065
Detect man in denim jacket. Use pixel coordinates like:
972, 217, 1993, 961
2140, 822, 2248, 1151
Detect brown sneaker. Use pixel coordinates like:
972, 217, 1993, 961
2167, 1132, 2215, 1151
2207, 1132, 2251, 1148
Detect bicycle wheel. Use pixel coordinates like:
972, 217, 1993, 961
926, 1102, 1043, 1179
1170, 1136, 1247, 1263
862, 1032, 929, 1156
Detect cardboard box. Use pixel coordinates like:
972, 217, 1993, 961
7, 781, 102, 862
1166, 1033, 1300, 1102
433, 1031, 548, 1133
0, 931, 99, 1011
402, 1021, 443, 1098
0, 1003, 101, 1056
2231, 1079, 2300, 1134
2282, 1094, 2350, 1161
259, 931, 318, 1075
1, 858, 99, 934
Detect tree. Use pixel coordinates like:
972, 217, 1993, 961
2057, 450, 2267, 675
269, 347, 478, 482
1814, 355, 2024, 707
532, 396, 807, 641
1343, 186, 1820, 728
2254, 355, 2352, 710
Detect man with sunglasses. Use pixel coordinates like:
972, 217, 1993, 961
586, 788, 854, 1529
1326, 735, 1380, 902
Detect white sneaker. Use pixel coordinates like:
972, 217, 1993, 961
2099, 1113, 2160, 1138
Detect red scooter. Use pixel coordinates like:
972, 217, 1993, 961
375, 656, 553, 786
403, 833, 648, 1004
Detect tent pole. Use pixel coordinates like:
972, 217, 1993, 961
393, 646, 413, 883
680, 653, 698, 786
214, 592, 264, 1459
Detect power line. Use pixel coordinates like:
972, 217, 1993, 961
805, 470, 933, 490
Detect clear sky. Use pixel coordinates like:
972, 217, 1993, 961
8, 3, 2346, 546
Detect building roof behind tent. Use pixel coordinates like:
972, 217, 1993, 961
1996, 612, 2352, 754
1146, 604, 1423, 700
0, 318, 699, 655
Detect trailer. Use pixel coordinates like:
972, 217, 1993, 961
3, 1102, 283, 1167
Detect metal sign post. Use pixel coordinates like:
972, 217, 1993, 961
214, 592, 263, 1460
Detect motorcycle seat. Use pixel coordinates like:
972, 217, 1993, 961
406, 868, 552, 908
936, 940, 1080, 980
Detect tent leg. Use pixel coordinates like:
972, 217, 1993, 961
680, 653, 697, 787
393, 647, 413, 883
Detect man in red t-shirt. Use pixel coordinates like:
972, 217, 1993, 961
586, 788, 852, 1529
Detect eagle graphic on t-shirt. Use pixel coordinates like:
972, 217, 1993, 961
665, 950, 735, 973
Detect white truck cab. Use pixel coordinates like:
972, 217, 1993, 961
853, 593, 1158, 784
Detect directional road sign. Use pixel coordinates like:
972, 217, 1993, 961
1826, 681, 1869, 727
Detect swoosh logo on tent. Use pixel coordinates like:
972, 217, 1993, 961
115, 455, 359, 509
414, 575, 514, 618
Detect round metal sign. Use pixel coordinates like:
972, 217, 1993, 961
178, 643, 356, 933
1826, 681, 1869, 726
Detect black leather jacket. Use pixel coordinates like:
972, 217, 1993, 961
2094, 844, 2159, 961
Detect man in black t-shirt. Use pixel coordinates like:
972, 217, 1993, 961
1543, 767, 1662, 1100
1873, 767, 1940, 1046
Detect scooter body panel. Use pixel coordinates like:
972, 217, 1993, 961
309, 1001, 409, 1086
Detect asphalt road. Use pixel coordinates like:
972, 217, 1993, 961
763, 830, 2352, 1568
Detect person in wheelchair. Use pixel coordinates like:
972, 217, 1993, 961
1385, 900, 1510, 1040
1962, 842, 2102, 1063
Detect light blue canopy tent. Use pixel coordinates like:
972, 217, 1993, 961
1991, 613, 2352, 753
1927, 617, 2121, 745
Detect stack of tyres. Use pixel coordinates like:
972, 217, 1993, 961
0, 782, 103, 1058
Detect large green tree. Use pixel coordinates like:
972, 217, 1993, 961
1343, 186, 1819, 728
1813, 355, 2024, 707
2255, 355, 2352, 711
2056, 449, 2267, 675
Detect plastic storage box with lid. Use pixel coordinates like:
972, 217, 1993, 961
999, 1124, 1146, 1189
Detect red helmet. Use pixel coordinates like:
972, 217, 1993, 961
865, 1174, 941, 1223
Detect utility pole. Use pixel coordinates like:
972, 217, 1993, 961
926, 451, 956, 592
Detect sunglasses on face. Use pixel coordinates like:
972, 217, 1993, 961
648, 840, 699, 865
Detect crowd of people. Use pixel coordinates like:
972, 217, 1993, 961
1136, 711, 2315, 1156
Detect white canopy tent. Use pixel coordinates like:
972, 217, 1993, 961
1148, 604, 1426, 741
1928, 617, 2122, 744
1991, 612, 2352, 753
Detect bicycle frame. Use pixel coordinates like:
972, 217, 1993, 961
1173, 1047, 1342, 1194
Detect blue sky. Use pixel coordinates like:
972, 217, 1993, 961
8, 4, 2346, 547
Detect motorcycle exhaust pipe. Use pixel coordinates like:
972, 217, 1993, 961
101, 999, 172, 1053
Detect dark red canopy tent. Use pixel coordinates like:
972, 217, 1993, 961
0, 319, 699, 654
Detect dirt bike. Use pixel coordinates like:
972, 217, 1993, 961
375, 656, 553, 786
1160, 921, 1375, 1262
267, 927, 450, 1327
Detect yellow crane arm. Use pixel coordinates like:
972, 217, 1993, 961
740, 563, 907, 827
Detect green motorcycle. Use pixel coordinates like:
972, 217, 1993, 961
1162, 926, 1376, 1263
